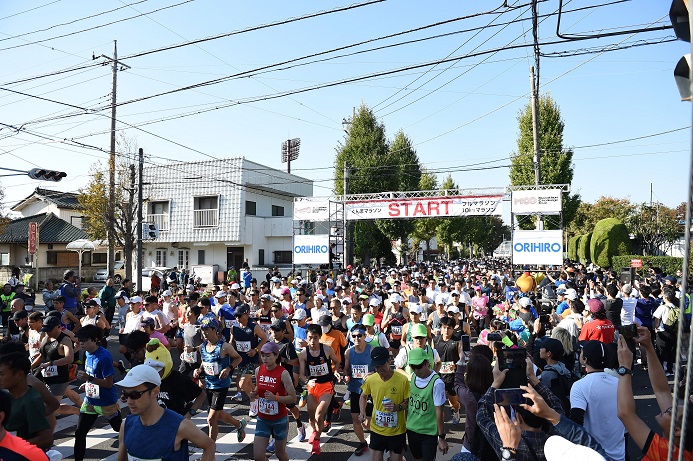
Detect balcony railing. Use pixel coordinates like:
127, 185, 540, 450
149, 213, 169, 231
194, 209, 218, 228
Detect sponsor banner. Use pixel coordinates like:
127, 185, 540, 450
293, 198, 330, 222
512, 230, 563, 266
631, 259, 643, 268
511, 189, 562, 214
293, 235, 330, 265
345, 195, 503, 221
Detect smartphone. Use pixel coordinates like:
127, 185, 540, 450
461, 335, 471, 352
487, 332, 503, 342
494, 388, 527, 406
618, 324, 638, 339
498, 348, 528, 388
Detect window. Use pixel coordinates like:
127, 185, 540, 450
92, 253, 107, 264
258, 249, 264, 266
155, 249, 167, 267
198, 250, 205, 265
0, 253, 8, 266
246, 200, 257, 216
149, 201, 170, 231
178, 250, 189, 269
46, 252, 57, 265
274, 251, 292, 264
194, 196, 219, 227
272, 205, 284, 217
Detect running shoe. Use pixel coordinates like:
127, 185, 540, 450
236, 418, 247, 443
266, 437, 275, 453
332, 400, 343, 416
308, 430, 316, 443
354, 442, 369, 457
232, 391, 243, 402
324, 421, 331, 433
452, 410, 461, 425
311, 439, 321, 455
343, 399, 351, 407
297, 423, 307, 442
298, 390, 307, 408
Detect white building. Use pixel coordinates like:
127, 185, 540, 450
142, 158, 313, 274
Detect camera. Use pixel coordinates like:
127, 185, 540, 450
618, 324, 638, 339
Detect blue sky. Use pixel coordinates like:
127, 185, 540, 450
0, 0, 687, 212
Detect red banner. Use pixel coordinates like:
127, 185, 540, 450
28, 222, 38, 255
630, 258, 642, 268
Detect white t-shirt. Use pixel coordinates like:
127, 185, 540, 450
653, 303, 674, 332
620, 297, 637, 325
414, 372, 447, 406
557, 314, 581, 338
570, 372, 625, 461
394, 346, 441, 369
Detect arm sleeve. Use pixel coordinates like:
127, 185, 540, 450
476, 387, 504, 458
569, 408, 585, 425
432, 378, 447, 406
555, 415, 610, 460
394, 349, 408, 369
378, 333, 390, 349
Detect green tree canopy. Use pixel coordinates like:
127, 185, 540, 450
590, 218, 631, 267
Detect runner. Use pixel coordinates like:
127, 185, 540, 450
395, 323, 441, 378
230, 304, 268, 417
433, 316, 463, 424
342, 324, 373, 457
116, 365, 216, 461
359, 346, 410, 461
74, 325, 122, 461
192, 317, 247, 442
298, 323, 340, 455
406, 347, 448, 461
250, 342, 297, 461
0, 391, 49, 461
362, 313, 391, 349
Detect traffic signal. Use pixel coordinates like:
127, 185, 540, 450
28, 168, 67, 182
142, 223, 159, 240
671, 0, 691, 100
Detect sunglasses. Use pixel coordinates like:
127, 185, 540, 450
413, 336, 427, 340
120, 385, 156, 402
410, 362, 426, 370
351, 334, 364, 339
271, 309, 281, 313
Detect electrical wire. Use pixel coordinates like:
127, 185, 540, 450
0, 1, 62, 21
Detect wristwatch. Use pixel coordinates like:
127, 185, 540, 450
438, 433, 446, 440
501, 447, 517, 460
187, 408, 197, 416
617, 366, 633, 376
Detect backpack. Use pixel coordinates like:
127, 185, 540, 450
546, 367, 579, 414
664, 304, 680, 335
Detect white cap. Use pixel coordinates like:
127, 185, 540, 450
326, 278, 334, 283
143, 359, 166, 372
544, 435, 606, 461
368, 297, 381, 307
375, 278, 382, 284
130, 296, 143, 304
409, 303, 422, 314
116, 364, 162, 388
162, 290, 172, 297
436, 294, 448, 305
519, 297, 532, 308
230, 283, 240, 290
292, 309, 307, 320
564, 289, 577, 301
215, 291, 227, 299
447, 306, 460, 314
290, 279, 298, 285
390, 293, 403, 303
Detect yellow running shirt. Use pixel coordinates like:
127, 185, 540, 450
361, 371, 410, 436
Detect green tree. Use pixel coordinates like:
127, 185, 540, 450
411, 170, 439, 261
509, 94, 580, 228
628, 203, 680, 255
566, 196, 636, 238
590, 219, 631, 267
436, 175, 464, 258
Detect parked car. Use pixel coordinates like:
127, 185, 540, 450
92, 261, 128, 283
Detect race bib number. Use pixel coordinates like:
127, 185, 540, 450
260, 323, 272, 334
309, 362, 329, 377
85, 382, 100, 399
374, 410, 398, 428
202, 361, 220, 376
42, 365, 58, 378
236, 341, 252, 353
294, 338, 305, 351
258, 398, 279, 415
390, 325, 402, 336
181, 351, 198, 363
440, 361, 455, 374
351, 364, 368, 379
128, 455, 162, 461
374, 324, 380, 334
224, 319, 234, 329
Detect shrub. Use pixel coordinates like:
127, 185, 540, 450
567, 235, 579, 261
577, 233, 592, 264
590, 218, 631, 268
611, 255, 684, 277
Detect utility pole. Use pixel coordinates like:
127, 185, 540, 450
137, 148, 143, 291
96, 40, 130, 278
530, 66, 543, 230
343, 162, 350, 268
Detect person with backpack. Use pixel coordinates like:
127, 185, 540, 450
537, 338, 573, 414
569, 340, 625, 461
652, 288, 678, 377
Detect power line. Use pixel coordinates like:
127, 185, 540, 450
0, 0, 62, 21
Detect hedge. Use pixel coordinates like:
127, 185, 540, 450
611, 255, 683, 275
590, 218, 631, 268
567, 235, 579, 261
577, 233, 592, 264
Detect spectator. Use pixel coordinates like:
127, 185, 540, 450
652, 289, 678, 377
578, 299, 615, 344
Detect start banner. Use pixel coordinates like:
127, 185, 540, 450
345, 195, 503, 221
293, 235, 330, 265
512, 230, 563, 266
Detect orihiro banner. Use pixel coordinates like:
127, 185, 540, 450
344, 195, 503, 220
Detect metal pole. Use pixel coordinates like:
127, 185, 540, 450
107, 40, 117, 279
136, 148, 143, 292
530, 66, 543, 230
343, 162, 350, 267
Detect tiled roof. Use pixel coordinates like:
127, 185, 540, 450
0, 213, 88, 244
11, 187, 80, 211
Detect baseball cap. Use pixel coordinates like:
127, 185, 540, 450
260, 342, 280, 354
370, 347, 390, 366
230, 283, 240, 290
362, 313, 375, 326
410, 323, 428, 338
162, 290, 172, 297
581, 340, 606, 369
318, 315, 332, 326
409, 303, 422, 314
234, 305, 250, 317
544, 435, 606, 461
215, 291, 227, 299
290, 279, 298, 285
40, 316, 60, 332
86, 299, 100, 307
141, 317, 156, 328
11, 310, 28, 321
556, 287, 567, 296
130, 296, 143, 304
446, 306, 460, 314
281, 287, 291, 295
293, 309, 307, 320
116, 364, 162, 388
519, 297, 532, 308
260, 294, 272, 301
408, 347, 428, 366
564, 289, 577, 301
200, 317, 220, 330
539, 337, 564, 358
368, 297, 380, 307
587, 298, 605, 314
